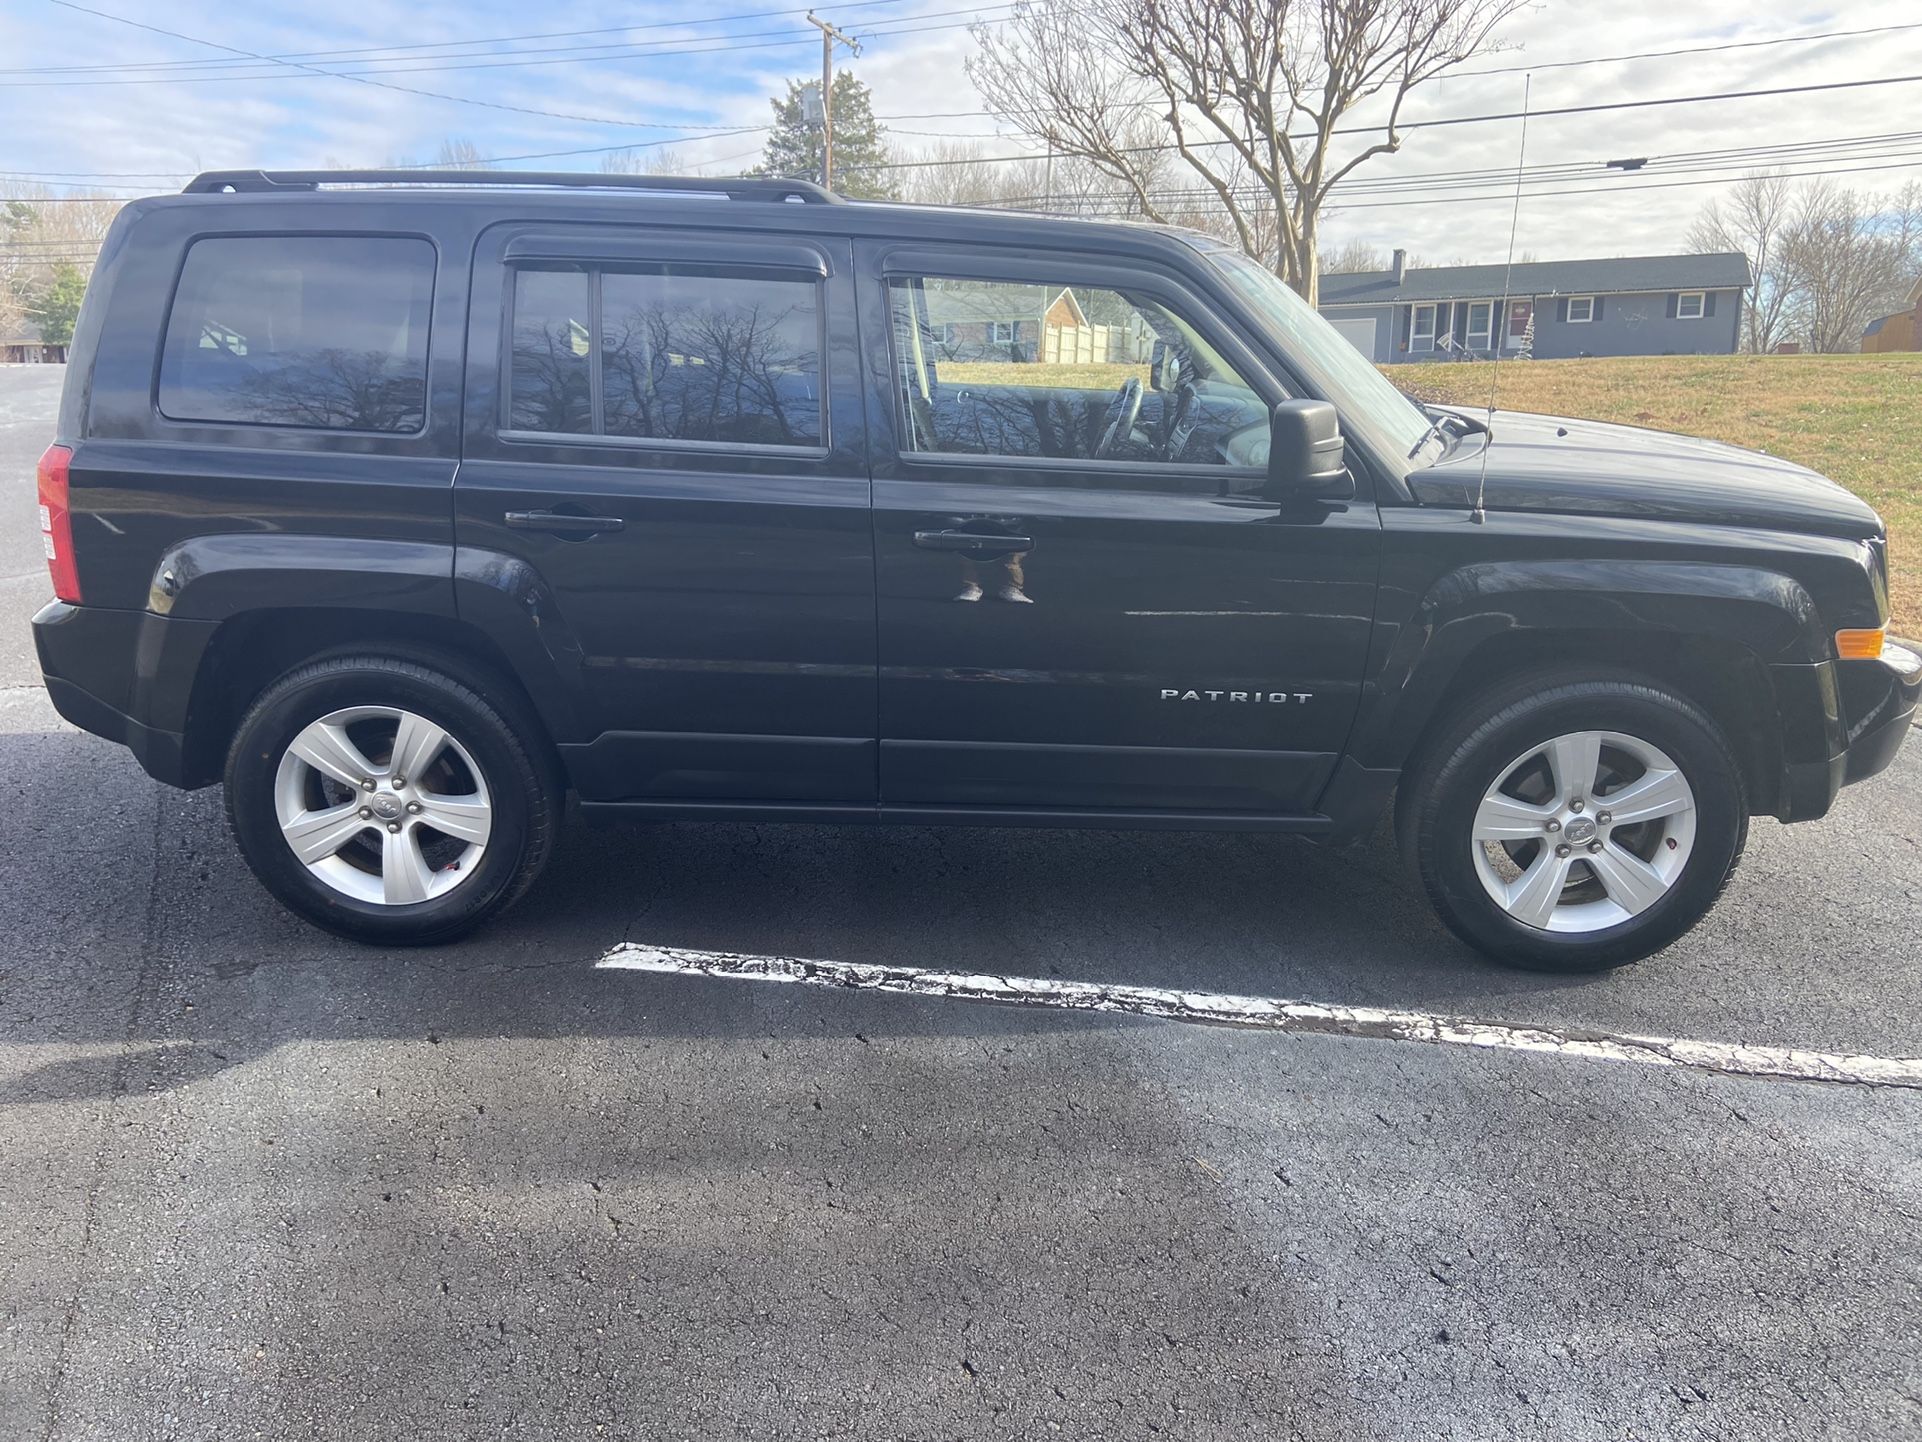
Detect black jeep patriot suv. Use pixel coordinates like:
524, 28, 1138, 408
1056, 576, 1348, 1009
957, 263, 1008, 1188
32, 169, 1919, 970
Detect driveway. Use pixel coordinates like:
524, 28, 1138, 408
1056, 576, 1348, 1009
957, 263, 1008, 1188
3, 365, 1920, 1441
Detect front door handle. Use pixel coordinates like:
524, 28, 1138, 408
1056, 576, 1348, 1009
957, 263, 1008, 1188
913, 529, 1034, 554
505, 510, 625, 536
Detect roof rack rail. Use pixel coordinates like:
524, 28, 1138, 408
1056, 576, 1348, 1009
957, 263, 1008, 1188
181, 169, 845, 205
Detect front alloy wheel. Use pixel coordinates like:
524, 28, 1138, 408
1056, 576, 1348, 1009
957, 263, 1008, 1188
1470, 730, 1696, 933
1404, 674, 1747, 972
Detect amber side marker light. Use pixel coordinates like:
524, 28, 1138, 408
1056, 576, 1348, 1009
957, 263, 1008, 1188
1835, 628, 1887, 660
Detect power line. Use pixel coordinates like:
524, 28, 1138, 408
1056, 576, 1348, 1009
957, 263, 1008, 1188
842, 72, 1922, 171
12, 135, 1921, 236
7, 0, 946, 75
8, 126, 1920, 205
989, 155, 1922, 218
968, 129, 1922, 207
17, 12, 1917, 89
6, 7, 1015, 83
14, 6, 1013, 88
31, 1, 1003, 137
1445, 20, 1922, 78
38, 0, 771, 130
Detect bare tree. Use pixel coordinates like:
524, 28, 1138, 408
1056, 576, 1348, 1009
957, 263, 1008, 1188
599, 145, 691, 176
967, 0, 1526, 302
896, 140, 1047, 207
1687, 170, 1796, 354
435, 138, 497, 171
895, 135, 1177, 219
1320, 238, 1388, 274
1782, 179, 1921, 353
0, 275, 26, 344
0, 186, 124, 306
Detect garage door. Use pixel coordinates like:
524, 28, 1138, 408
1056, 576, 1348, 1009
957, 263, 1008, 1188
1328, 316, 1377, 359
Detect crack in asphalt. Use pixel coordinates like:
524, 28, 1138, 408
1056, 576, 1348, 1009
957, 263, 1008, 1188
39, 779, 169, 1442
597, 942, 1922, 1091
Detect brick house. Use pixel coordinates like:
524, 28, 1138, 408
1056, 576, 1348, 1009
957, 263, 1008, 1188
923, 285, 1150, 365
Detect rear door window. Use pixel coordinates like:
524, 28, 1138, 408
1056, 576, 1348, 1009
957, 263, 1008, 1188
158, 235, 435, 433
505, 263, 823, 449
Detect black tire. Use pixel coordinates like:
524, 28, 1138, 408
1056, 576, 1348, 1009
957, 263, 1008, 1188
1400, 672, 1748, 972
225, 655, 559, 945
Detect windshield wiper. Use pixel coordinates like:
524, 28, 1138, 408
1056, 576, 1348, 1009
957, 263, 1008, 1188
1441, 407, 1491, 438
1407, 418, 1446, 460
1408, 406, 1490, 459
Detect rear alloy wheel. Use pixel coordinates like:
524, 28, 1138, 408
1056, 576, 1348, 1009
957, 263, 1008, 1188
274, 706, 494, 907
1405, 676, 1747, 972
227, 656, 557, 944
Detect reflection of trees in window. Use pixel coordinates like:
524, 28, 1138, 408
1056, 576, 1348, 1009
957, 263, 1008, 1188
157, 235, 434, 433
509, 271, 591, 434
602, 273, 819, 446
226, 349, 426, 431
930, 387, 1090, 458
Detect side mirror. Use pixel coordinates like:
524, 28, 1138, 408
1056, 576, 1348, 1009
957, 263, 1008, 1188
1267, 398, 1353, 499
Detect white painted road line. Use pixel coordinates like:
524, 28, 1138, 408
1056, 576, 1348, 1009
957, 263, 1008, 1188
597, 942, 1922, 1091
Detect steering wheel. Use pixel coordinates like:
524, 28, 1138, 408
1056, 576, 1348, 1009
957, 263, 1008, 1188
1094, 376, 1144, 459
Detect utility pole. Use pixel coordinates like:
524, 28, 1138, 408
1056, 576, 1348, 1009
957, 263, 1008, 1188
804, 12, 860, 191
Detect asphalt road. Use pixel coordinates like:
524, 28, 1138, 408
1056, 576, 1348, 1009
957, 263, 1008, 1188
4, 363, 1921, 1441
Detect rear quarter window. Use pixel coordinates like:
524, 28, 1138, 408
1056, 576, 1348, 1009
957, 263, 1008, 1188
158, 234, 435, 433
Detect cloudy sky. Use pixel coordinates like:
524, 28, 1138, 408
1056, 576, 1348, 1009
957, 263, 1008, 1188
2, 0, 1919, 265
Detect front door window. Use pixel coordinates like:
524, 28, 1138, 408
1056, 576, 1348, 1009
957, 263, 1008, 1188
888, 275, 1267, 469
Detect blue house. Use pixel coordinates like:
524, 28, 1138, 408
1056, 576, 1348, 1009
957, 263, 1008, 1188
1318, 250, 1751, 364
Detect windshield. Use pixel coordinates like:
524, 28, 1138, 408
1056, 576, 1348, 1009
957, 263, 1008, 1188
1204, 248, 1435, 466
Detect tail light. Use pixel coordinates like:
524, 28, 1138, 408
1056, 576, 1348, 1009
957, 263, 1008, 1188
36, 444, 81, 604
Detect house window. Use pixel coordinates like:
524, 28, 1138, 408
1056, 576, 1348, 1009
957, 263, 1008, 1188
1410, 303, 1436, 353
1506, 299, 1532, 348
990, 320, 1016, 344
1466, 301, 1493, 351
939, 323, 960, 346
1566, 295, 1595, 324
1676, 291, 1705, 320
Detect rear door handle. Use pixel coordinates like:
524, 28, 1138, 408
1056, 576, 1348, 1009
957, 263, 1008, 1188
912, 529, 1034, 553
504, 510, 625, 535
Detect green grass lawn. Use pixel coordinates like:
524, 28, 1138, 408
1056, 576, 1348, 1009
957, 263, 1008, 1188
1395, 353, 1922, 634
939, 360, 1148, 390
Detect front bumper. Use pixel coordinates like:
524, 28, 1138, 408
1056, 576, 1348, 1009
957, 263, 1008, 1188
32, 600, 218, 788
1773, 641, 1920, 822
